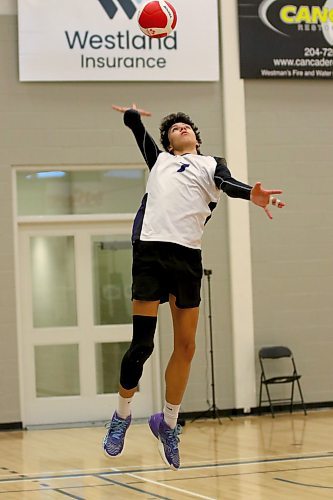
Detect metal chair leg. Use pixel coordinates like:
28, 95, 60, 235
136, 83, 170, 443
296, 378, 307, 416
264, 384, 275, 418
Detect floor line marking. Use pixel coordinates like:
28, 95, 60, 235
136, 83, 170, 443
275, 477, 333, 489
0, 482, 126, 496
2, 450, 332, 479
96, 474, 172, 500
3, 464, 332, 496
121, 469, 217, 500
53, 489, 85, 500
1, 452, 333, 485
129, 464, 333, 484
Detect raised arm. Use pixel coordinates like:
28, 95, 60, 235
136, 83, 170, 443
112, 104, 161, 170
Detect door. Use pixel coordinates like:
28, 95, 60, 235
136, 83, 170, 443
18, 220, 160, 426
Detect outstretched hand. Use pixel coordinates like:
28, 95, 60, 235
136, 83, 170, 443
250, 182, 285, 220
112, 103, 152, 117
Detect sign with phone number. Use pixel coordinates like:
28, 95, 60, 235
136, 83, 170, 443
238, 0, 333, 79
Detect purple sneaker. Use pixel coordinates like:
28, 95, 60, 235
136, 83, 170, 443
103, 411, 131, 458
148, 412, 181, 470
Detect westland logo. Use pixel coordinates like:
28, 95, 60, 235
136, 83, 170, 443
64, 0, 177, 72
258, 0, 333, 45
97, 0, 143, 19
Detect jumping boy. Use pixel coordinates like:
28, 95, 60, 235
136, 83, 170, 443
103, 104, 285, 470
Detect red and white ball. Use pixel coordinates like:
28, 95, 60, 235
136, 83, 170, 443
137, 0, 177, 38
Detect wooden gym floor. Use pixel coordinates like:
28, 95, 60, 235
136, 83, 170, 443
0, 409, 333, 499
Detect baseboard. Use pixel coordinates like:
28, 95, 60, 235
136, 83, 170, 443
2, 402, 333, 430
0, 422, 23, 431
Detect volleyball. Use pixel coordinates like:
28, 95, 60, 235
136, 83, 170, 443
137, 0, 177, 38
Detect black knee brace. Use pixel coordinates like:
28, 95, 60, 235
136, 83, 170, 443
120, 315, 157, 390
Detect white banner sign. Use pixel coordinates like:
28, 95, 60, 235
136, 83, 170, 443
18, 0, 219, 81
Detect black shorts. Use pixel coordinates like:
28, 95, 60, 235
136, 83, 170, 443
132, 240, 203, 308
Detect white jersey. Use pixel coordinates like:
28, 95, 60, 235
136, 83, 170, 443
141, 152, 220, 249
125, 110, 252, 250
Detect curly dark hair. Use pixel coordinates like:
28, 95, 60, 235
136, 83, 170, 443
159, 112, 202, 153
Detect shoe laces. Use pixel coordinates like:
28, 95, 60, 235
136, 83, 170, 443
164, 424, 181, 451
105, 417, 128, 441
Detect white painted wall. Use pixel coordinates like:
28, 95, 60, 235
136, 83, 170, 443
220, 0, 256, 410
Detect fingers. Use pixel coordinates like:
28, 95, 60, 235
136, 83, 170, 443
112, 103, 138, 111
252, 181, 285, 218
112, 104, 126, 113
264, 206, 273, 220
270, 197, 285, 208
112, 104, 152, 116
267, 189, 283, 195
139, 109, 152, 116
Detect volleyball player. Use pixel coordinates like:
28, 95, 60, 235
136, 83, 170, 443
103, 104, 285, 470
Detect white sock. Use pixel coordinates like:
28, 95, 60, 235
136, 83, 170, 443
163, 401, 181, 429
117, 395, 133, 419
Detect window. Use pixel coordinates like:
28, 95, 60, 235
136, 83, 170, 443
16, 168, 145, 215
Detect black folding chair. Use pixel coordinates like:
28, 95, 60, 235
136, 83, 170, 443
258, 346, 307, 418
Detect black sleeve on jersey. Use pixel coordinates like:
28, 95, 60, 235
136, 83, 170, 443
124, 109, 162, 170
213, 157, 252, 200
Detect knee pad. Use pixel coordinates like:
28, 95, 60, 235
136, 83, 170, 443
120, 315, 157, 390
